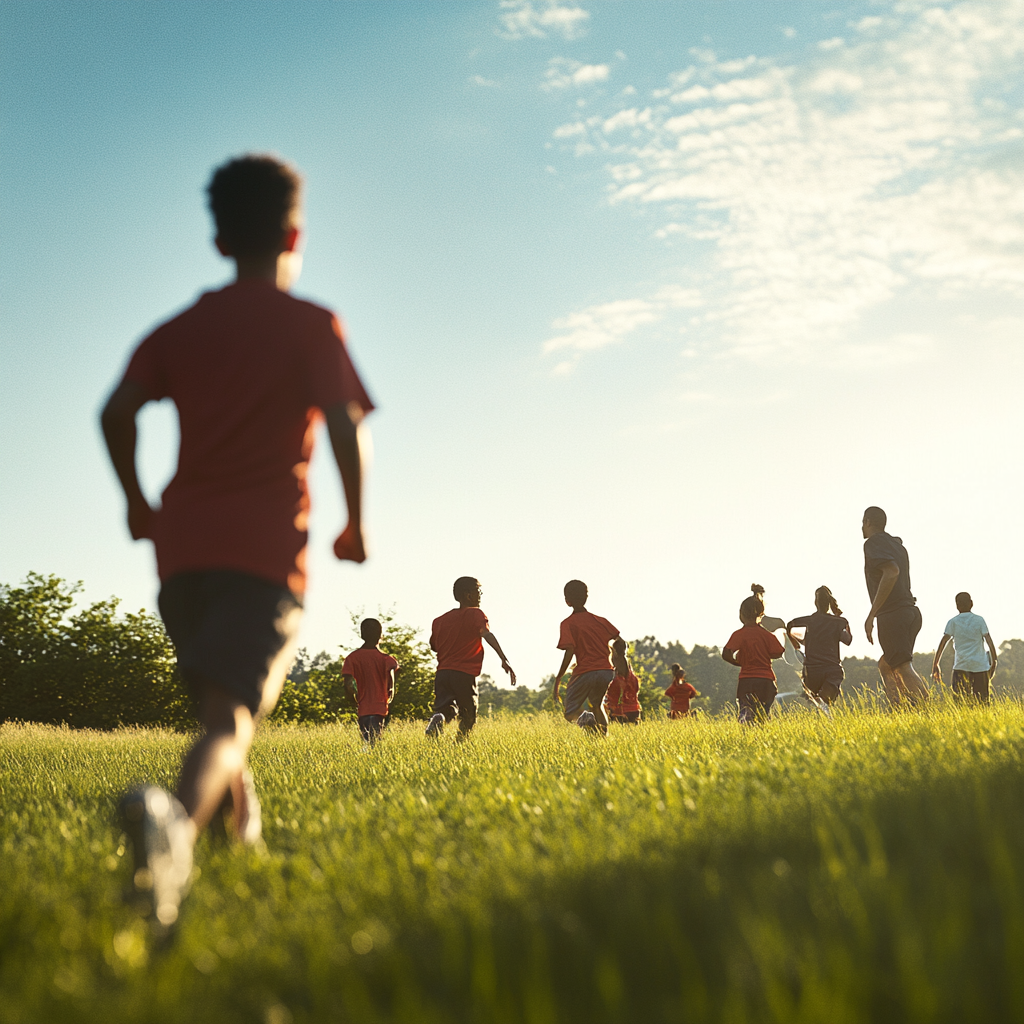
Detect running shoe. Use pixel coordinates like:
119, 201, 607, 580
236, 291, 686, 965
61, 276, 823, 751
425, 713, 445, 738
119, 785, 194, 930
576, 711, 597, 730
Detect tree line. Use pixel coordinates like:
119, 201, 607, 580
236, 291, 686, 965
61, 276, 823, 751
3, 573, 1022, 731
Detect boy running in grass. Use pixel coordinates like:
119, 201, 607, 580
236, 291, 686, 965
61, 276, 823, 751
426, 577, 516, 740
932, 593, 998, 703
604, 643, 641, 724
665, 663, 698, 719
101, 155, 374, 930
553, 580, 627, 733
722, 590, 785, 723
342, 618, 399, 745
786, 586, 852, 711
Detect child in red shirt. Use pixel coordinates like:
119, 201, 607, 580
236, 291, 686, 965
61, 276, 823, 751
342, 618, 399, 745
604, 647, 642, 724
426, 577, 515, 740
723, 591, 785, 724
102, 156, 373, 930
553, 580, 628, 734
665, 663, 698, 719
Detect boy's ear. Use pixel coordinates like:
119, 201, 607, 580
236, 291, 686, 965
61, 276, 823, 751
283, 226, 301, 253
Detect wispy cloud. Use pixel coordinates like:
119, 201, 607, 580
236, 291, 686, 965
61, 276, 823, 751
470, 74, 499, 88
498, 0, 589, 41
545, 1, 1024, 366
544, 285, 702, 373
541, 57, 609, 90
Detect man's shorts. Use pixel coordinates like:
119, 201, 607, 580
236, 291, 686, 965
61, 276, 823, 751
804, 666, 844, 702
876, 605, 922, 670
563, 669, 615, 719
952, 669, 991, 702
358, 714, 388, 742
159, 570, 302, 716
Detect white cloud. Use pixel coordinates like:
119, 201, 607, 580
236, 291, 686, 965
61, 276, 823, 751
818, 36, 845, 50
542, 58, 610, 90
498, 0, 589, 40
470, 75, 498, 88
543, 286, 701, 371
545, 0, 1024, 363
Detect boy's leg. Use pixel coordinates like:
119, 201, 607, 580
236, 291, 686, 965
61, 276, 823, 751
432, 671, 459, 724
454, 673, 479, 738
951, 669, 970, 699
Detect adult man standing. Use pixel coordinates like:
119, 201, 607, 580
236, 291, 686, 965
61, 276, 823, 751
861, 506, 929, 705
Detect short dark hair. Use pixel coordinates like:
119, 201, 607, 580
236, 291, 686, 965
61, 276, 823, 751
453, 576, 479, 602
207, 154, 302, 258
360, 617, 382, 641
955, 592, 973, 612
564, 579, 588, 608
863, 506, 887, 529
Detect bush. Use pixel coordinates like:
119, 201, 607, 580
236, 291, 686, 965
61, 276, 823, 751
0, 573, 194, 729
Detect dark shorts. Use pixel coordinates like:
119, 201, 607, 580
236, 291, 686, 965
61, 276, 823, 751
563, 670, 615, 719
804, 666, 844, 702
876, 605, 922, 669
737, 677, 777, 720
358, 714, 388, 741
952, 669, 991, 702
433, 669, 478, 734
608, 710, 641, 724
158, 570, 303, 716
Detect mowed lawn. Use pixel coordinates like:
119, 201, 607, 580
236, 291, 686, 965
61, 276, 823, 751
2, 703, 1023, 1024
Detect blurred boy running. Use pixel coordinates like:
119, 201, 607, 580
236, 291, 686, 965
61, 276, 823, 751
932, 592, 998, 702
426, 577, 515, 740
604, 645, 641, 724
101, 155, 373, 930
342, 618, 399, 744
665, 663, 698, 719
722, 590, 785, 723
786, 586, 852, 709
553, 580, 627, 734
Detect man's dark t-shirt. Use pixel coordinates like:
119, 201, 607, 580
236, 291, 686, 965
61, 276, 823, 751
786, 611, 852, 671
863, 532, 915, 614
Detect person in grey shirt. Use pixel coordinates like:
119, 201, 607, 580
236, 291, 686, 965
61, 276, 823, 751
862, 506, 929, 706
932, 592, 998, 702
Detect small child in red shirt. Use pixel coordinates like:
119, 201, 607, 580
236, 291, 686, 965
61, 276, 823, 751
665, 663, 698, 719
426, 576, 515, 740
342, 618, 399, 746
604, 642, 642, 724
723, 591, 785, 724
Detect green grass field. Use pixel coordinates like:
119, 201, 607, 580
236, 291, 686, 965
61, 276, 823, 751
2, 702, 1023, 1024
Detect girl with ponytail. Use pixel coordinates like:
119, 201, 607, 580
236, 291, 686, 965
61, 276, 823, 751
786, 587, 852, 709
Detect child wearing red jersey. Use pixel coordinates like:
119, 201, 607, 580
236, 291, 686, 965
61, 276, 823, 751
604, 644, 642, 724
665, 663, 698, 719
722, 591, 785, 723
342, 618, 399, 745
102, 156, 373, 929
553, 580, 628, 734
426, 577, 515, 740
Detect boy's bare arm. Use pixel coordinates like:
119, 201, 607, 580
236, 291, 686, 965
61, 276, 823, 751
342, 673, 357, 705
553, 647, 575, 702
482, 629, 516, 685
388, 667, 397, 702
984, 633, 998, 672
325, 401, 367, 563
100, 380, 154, 540
932, 634, 951, 679
722, 648, 740, 667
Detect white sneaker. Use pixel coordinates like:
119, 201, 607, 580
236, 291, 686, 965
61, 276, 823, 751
120, 785, 194, 930
425, 713, 445, 738
577, 711, 597, 730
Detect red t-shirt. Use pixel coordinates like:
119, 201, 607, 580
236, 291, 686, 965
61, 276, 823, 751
558, 610, 619, 677
341, 647, 399, 717
605, 671, 641, 713
431, 607, 489, 676
122, 280, 374, 595
724, 625, 785, 680
665, 679, 697, 713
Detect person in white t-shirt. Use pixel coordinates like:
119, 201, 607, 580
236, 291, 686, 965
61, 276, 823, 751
932, 592, 998, 702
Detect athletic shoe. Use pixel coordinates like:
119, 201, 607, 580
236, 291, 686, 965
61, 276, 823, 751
119, 785, 194, 930
576, 711, 597, 730
425, 713, 445, 738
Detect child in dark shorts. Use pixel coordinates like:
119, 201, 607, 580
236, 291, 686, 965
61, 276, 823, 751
722, 591, 785, 723
101, 155, 373, 930
786, 586, 852, 711
343, 618, 399, 745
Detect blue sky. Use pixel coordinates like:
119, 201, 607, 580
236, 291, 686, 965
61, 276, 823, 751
2, 0, 1022, 689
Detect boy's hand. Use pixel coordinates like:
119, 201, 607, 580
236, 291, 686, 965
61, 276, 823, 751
502, 661, 517, 686
127, 498, 155, 540
334, 523, 366, 563
931, 666, 942, 683
864, 615, 875, 644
